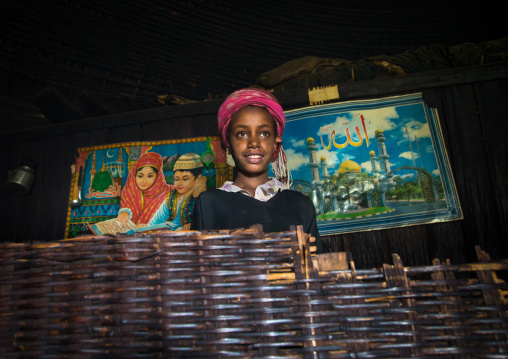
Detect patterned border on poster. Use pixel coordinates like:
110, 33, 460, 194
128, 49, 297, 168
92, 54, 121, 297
280, 93, 462, 236
65, 136, 231, 238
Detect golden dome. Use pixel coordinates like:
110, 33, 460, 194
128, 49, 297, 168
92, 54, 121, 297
369, 150, 375, 155
338, 159, 361, 174
306, 137, 315, 144
320, 156, 326, 161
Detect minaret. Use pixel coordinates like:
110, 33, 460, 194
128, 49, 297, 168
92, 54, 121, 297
369, 150, 380, 176
306, 137, 320, 182
90, 151, 97, 176
113, 148, 125, 194
320, 156, 330, 180
306, 137, 325, 215
89, 151, 97, 191
374, 129, 390, 173
117, 147, 123, 163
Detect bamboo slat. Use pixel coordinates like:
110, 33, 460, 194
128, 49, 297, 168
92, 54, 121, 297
0, 227, 507, 358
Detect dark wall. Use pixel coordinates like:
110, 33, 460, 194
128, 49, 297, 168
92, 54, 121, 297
1, 64, 507, 268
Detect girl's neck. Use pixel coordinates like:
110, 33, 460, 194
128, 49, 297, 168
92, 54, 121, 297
233, 172, 270, 197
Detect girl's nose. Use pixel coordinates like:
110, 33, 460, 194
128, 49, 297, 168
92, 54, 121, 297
247, 136, 260, 148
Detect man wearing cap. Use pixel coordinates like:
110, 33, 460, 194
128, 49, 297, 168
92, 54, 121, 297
149, 153, 206, 230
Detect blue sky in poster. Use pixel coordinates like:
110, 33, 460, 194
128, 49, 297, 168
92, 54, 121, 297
280, 101, 441, 183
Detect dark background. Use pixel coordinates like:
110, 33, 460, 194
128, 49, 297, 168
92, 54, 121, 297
0, 1, 507, 269
0, 0, 506, 132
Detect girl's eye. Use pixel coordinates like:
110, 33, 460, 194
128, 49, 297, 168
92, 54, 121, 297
236, 131, 247, 138
260, 131, 271, 138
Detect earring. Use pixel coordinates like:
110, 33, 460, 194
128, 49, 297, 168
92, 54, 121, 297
226, 149, 236, 167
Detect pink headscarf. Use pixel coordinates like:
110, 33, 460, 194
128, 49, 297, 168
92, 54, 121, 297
217, 88, 291, 184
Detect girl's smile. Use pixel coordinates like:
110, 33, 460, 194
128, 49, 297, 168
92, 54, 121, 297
243, 152, 264, 164
228, 106, 282, 182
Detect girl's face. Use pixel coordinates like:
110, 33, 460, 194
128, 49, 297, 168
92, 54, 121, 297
174, 170, 196, 195
228, 106, 282, 178
135, 166, 157, 191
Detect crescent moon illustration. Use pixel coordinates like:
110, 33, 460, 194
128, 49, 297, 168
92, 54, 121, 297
107, 149, 114, 158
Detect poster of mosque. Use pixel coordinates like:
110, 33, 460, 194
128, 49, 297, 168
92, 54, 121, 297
65, 137, 230, 238
279, 93, 462, 236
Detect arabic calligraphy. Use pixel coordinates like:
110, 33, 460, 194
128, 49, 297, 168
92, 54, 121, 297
321, 115, 370, 150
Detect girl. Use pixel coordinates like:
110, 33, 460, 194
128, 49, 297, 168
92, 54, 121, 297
117, 152, 172, 227
191, 88, 321, 252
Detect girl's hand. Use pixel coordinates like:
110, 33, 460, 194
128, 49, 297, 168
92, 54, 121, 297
117, 212, 130, 225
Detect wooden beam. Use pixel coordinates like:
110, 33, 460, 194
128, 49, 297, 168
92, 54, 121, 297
2, 61, 508, 144
276, 61, 508, 109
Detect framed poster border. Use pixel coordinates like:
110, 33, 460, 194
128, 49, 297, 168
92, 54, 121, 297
285, 93, 463, 236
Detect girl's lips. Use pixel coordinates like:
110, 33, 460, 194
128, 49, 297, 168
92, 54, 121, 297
244, 154, 264, 164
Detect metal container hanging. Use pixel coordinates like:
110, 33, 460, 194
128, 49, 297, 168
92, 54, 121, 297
6, 161, 37, 195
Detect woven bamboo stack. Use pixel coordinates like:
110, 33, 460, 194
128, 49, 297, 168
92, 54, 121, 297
0, 226, 507, 358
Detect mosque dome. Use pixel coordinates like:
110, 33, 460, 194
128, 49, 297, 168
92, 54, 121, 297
306, 137, 315, 144
320, 156, 326, 161
369, 150, 375, 155
91, 170, 114, 192
338, 159, 362, 175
